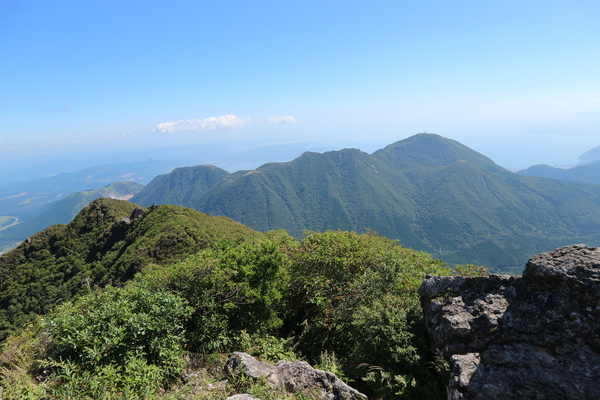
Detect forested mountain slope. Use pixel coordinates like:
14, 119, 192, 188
131, 164, 230, 206
1, 181, 144, 251
132, 133, 600, 272
0, 198, 263, 340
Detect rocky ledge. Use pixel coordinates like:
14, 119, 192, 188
224, 352, 366, 400
419, 244, 600, 400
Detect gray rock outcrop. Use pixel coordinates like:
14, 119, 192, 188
226, 395, 261, 400
224, 352, 367, 400
419, 244, 600, 400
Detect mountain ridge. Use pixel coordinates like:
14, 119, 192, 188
0, 198, 263, 339
132, 133, 600, 272
517, 160, 600, 186
0, 181, 145, 253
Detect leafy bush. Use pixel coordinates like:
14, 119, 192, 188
1, 229, 453, 399
140, 239, 290, 352
284, 230, 450, 398
453, 263, 488, 277
43, 283, 192, 397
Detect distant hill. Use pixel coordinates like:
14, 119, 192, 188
0, 198, 263, 339
132, 165, 230, 206
0, 181, 145, 252
0, 159, 177, 253
578, 144, 600, 164
132, 133, 600, 272
0, 159, 175, 218
517, 160, 600, 186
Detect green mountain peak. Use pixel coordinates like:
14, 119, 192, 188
373, 133, 501, 172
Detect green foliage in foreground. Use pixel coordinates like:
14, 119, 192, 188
140, 239, 290, 353
0, 198, 263, 342
47, 284, 192, 384
285, 231, 450, 397
1, 230, 460, 399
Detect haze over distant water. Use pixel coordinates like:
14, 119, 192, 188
1, 1, 599, 170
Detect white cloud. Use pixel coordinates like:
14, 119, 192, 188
267, 115, 299, 124
153, 114, 252, 134
153, 114, 299, 134
590, 97, 600, 103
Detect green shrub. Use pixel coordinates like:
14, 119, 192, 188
140, 239, 290, 353
43, 283, 192, 397
233, 330, 297, 363
453, 264, 488, 277
284, 230, 450, 399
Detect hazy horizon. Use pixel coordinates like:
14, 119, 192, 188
2, 1, 599, 170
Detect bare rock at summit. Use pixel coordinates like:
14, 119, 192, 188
224, 352, 366, 400
224, 352, 278, 385
419, 244, 600, 400
226, 395, 261, 400
130, 206, 146, 220
274, 359, 365, 400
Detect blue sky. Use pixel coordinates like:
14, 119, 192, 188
1, 0, 599, 169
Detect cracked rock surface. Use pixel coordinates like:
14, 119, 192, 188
419, 244, 600, 400
224, 352, 366, 400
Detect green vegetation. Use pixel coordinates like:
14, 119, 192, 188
0, 198, 262, 341
46, 284, 192, 398
0, 218, 459, 399
132, 164, 229, 207
132, 133, 600, 273
0, 181, 145, 253
518, 159, 600, 185
9, 133, 591, 397
284, 231, 450, 398
139, 239, 289, 353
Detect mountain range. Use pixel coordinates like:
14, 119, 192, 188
131, 133, 600, 272
0, 160, 172, 218
517, 159, 600, 185
2, 134, 599, 399
0, 181, 145, 250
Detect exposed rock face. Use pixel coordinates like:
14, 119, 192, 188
224, 352, 367, 400
226, 395, 261, 400
419, 244, 600, 400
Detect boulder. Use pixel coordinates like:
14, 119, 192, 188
419, 244, 600, 399
224, 352, 366, 400
224, 352, 278, 385
226, 395, 261, 400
